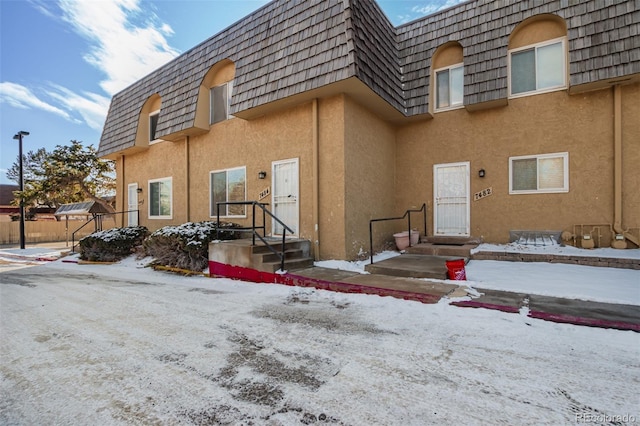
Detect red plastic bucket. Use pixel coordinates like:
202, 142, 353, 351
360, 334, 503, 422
446, 259, 466, 280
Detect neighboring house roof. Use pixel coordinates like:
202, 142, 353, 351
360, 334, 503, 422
54, 201, 112, 216
98, 0, 640, 157
0, 184, 19, 206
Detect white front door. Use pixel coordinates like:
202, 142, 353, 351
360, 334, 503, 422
434, 162, 470, 236
127, 183, 139, 226
272, 158, 299, 236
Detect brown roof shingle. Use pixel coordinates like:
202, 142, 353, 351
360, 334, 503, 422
99, 0, 640, 157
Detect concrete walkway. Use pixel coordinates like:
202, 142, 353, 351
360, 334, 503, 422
292, 265, 640, 332
2, 242, 639, 332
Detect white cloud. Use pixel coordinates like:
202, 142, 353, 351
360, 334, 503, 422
46, 84, 111, 131
58, 0, 181, 95
0, 82, 80, 124
412, 0, 467, 15
4, 0, 181, 132
0, 82, 110, 131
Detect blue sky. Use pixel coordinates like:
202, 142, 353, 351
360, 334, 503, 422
0, 0, 465, 185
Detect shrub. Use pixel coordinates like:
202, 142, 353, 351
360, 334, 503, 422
143, 221, 241, 272
79, 226, 149, 262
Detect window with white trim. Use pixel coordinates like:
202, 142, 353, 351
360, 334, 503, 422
149, 110, 160, 142
509, 38, 566, 97
509, 152, 569, 194
435, 63, 464, 110
149, 177, 172, 218
210, 166, 246, 217
210, 81, 233, 125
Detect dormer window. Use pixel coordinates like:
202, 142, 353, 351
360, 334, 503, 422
210, 81, 232, 125
510, 38, 565, 96
430, 42, 464, 113
435, 63, 464, 110
149, 110, 160, 142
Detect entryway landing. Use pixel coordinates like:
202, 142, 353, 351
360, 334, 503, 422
364, 254, 464, 280
362, 235, 480, 279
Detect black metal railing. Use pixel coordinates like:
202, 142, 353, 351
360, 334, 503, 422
369, 203, 427, 265
71, 209, 139, 252
216, 201, 294, 272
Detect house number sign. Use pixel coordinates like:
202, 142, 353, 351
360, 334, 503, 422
474, 187, 493, 201
259, 187, 270, 200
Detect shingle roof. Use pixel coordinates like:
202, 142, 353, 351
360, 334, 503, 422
398, 0, 640, 110
99, 0, 640, 157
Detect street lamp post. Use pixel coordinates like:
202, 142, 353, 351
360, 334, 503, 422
12, 131, 30, 250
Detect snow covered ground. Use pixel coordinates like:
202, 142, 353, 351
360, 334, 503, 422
316, 244, 640, 306
1, 245, 639, 425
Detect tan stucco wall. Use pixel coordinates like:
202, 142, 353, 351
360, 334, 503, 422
121, 139, 189, 230
509, 15, 566, 49
396, 83, 639, 244
343, 96, 397, 259
115, 80, 639, 258
621, 83, 640, 235
316, 95, 347, 259
187, 102, 314, 233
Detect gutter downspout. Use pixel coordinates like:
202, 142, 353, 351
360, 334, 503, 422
612, 85, 638, 247
185, 136, 191, 222
121, 155, 126, 228
312, 98, 320, 260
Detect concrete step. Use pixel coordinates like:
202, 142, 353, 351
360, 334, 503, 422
364, 254, 467, 279
251, 238, 310, 255
257, 248, 308, 263
260, 257, 315, 273
406, 242, 477, 258
421, 236, 482, 245
209, 237, 314, 274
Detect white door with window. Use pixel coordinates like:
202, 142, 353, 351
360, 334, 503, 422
272, 158, 299, 236
127, 183, 138, 226
433, 162, 470, 236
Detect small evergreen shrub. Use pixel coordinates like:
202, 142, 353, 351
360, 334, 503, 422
79, 226, 149, 262
143, 221, 241, 271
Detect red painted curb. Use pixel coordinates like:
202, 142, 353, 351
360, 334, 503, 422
209, 261, 441, 304
451, 300, 639, 332
209, 261, 640, 332
527, 310, 640, 332
450, 300, 520, 313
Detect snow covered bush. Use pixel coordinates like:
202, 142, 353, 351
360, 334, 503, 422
79, 226, 149, 262
143, 221, 241, 272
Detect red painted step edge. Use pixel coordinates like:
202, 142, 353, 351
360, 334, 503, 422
528, 310, 640, 332
208, 261, 441, 304
451, 300, 639, 332
450, 300, 520, 314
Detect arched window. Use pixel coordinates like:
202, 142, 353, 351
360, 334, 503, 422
508, 15, 567, 97
431, 42, 464, 112
195, 60, 235, 128
136, 94, 162, 146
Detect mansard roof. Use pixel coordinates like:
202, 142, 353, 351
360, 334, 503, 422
99, 0, 640, 157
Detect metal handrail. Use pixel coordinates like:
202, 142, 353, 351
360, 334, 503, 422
71, 209, 139, 252
216, 201, 294, 272
369, 203, 427, 265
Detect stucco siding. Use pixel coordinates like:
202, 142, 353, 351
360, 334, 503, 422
343, 96, 397, 259
317, 95, 347, 260
396, 85, 638, 244
122, 139, 189, 231
621, 82, 640, 235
